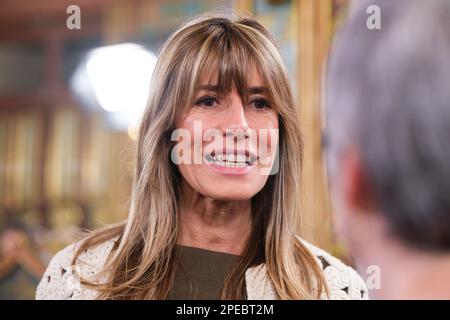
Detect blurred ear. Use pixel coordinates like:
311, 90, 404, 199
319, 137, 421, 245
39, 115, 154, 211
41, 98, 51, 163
341, 147, 377, 213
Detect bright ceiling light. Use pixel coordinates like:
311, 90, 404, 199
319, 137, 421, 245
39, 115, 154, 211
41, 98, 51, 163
86, 43, 157, 116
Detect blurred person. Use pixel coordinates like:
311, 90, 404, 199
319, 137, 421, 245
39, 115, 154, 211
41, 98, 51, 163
35, 13, 367, 300
0, 223, 45, 299
325, 0, 450, 299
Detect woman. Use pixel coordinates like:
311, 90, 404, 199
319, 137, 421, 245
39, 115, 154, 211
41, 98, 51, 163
36, 13, 367, 300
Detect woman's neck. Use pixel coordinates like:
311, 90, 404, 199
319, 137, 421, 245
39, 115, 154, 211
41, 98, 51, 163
177, 181, 252, 256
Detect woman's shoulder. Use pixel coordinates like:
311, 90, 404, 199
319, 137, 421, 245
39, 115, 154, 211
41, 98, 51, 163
35, 236, 118, 300
298, 237, 369, 300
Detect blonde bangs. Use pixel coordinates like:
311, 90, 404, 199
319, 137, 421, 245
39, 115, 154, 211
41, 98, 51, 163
177, 19, 285, 114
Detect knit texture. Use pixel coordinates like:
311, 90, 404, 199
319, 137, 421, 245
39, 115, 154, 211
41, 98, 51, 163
36, 237, 368, 300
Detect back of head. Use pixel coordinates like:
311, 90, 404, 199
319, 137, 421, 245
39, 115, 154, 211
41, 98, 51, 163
325, 0, 450, 251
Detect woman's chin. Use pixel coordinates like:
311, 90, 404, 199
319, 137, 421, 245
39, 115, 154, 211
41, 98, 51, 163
200, 173, 268, 198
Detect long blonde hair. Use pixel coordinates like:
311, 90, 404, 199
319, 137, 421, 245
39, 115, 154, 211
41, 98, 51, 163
74, 12, 327, 300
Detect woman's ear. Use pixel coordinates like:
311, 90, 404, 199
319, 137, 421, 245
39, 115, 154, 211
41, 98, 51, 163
341, 147, 378, 214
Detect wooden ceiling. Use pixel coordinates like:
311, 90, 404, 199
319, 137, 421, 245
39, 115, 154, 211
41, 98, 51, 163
0, 0, 136, 42
0, 0, 146, 109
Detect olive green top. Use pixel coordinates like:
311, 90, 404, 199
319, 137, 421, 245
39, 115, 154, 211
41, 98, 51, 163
168, 245, 239, 300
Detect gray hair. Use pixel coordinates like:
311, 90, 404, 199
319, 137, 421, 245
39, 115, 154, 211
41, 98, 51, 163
325, 0, 450, 250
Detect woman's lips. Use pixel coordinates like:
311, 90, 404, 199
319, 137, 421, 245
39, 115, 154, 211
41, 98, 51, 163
204, 152, 256, 176
205, 161, 255, 176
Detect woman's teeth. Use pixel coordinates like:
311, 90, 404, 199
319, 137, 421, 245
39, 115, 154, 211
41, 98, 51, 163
205, 154, 251, 168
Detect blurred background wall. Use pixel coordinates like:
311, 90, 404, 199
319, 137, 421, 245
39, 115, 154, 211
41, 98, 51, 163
0, 0, 350, 299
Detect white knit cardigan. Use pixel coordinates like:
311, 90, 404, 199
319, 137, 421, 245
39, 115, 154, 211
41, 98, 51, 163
36, 237, 368, 300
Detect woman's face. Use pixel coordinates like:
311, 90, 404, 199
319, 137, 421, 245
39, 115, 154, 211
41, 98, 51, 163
174, 70, 279, 201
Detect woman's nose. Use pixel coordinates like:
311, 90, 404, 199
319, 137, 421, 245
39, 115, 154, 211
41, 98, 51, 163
220, 99, 251, 143
221, 97, 249, 132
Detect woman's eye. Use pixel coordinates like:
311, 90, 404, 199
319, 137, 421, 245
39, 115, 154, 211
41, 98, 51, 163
251, 98, 270, 111
195, 96, 218, 108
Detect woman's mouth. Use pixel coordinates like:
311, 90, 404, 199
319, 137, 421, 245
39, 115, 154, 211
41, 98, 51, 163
204, 151, 257, 175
